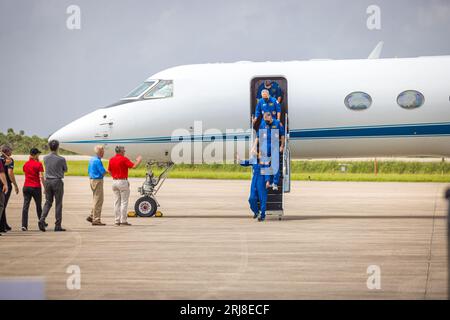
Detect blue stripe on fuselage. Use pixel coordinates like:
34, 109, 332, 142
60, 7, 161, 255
289, 122, 450, 140
63, 122, 450, 144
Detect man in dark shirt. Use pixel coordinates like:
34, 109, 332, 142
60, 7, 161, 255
0, 160, 8, 237
0, 145, 19, 232
39, 140, 68, 232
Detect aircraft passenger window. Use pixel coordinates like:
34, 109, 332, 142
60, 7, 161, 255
397, 90, 425, 109
344, 92, 372, 110
123, 81, 156, 99
144, 80, 173, 99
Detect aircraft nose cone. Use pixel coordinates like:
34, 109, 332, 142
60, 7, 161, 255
48, 130, 62, 143
48, 109, 104, 154
51, 109, 104, 144
48, 124, 77, 143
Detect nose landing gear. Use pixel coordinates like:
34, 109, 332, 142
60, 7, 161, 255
134, 161, 174, 217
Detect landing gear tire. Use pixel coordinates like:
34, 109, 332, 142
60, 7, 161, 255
135, 196, 157, 217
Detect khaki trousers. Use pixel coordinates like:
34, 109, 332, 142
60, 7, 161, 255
90, 179, 104, 223
112, 179, 130, 224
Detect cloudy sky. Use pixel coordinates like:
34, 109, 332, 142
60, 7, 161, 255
1, 0, 449, 136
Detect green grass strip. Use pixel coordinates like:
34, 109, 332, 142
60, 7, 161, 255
10, 160, 450, 182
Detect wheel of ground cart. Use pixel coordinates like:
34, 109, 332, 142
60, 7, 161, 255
135, 196, 157, 217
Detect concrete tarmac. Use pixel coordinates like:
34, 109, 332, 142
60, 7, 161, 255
0, 176, 448, 299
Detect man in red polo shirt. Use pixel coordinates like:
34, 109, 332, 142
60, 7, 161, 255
22, 148, 45, 231
108, 146, 142, 226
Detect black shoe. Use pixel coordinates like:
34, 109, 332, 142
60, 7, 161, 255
0, 229, 6, 233
6, 225, 11, 231
86, 216, 93, 223
258, 217, 266, 222
253, 213, 259, 219
54, 227, 66, 232
38, 221, 46, 232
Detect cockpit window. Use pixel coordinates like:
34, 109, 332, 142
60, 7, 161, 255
123, 81, 156, 99
144, 80, 173, 99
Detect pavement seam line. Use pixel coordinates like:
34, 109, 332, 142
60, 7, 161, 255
423, 186, 439, 299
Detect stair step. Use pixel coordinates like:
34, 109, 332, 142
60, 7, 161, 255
266, 202, 283, 211
267, 193, 282, 202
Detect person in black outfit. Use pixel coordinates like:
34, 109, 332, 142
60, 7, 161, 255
0, 159, 8, 237
0, 145, 19, 232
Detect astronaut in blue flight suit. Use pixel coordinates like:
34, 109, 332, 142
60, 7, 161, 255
253, 111, 286, 190
256, 80, 283, 104
240, 154, 270, 222
253, 89, 281, 125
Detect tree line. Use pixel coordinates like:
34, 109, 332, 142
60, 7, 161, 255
0, 129, 76, 155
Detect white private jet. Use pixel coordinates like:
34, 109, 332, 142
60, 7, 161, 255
49, 48, 450, 217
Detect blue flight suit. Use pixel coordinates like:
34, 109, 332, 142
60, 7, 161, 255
240, 159, 270, 219
258, 119, 285, 186
254, 97, 281, 120
256, 81, 283, 101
